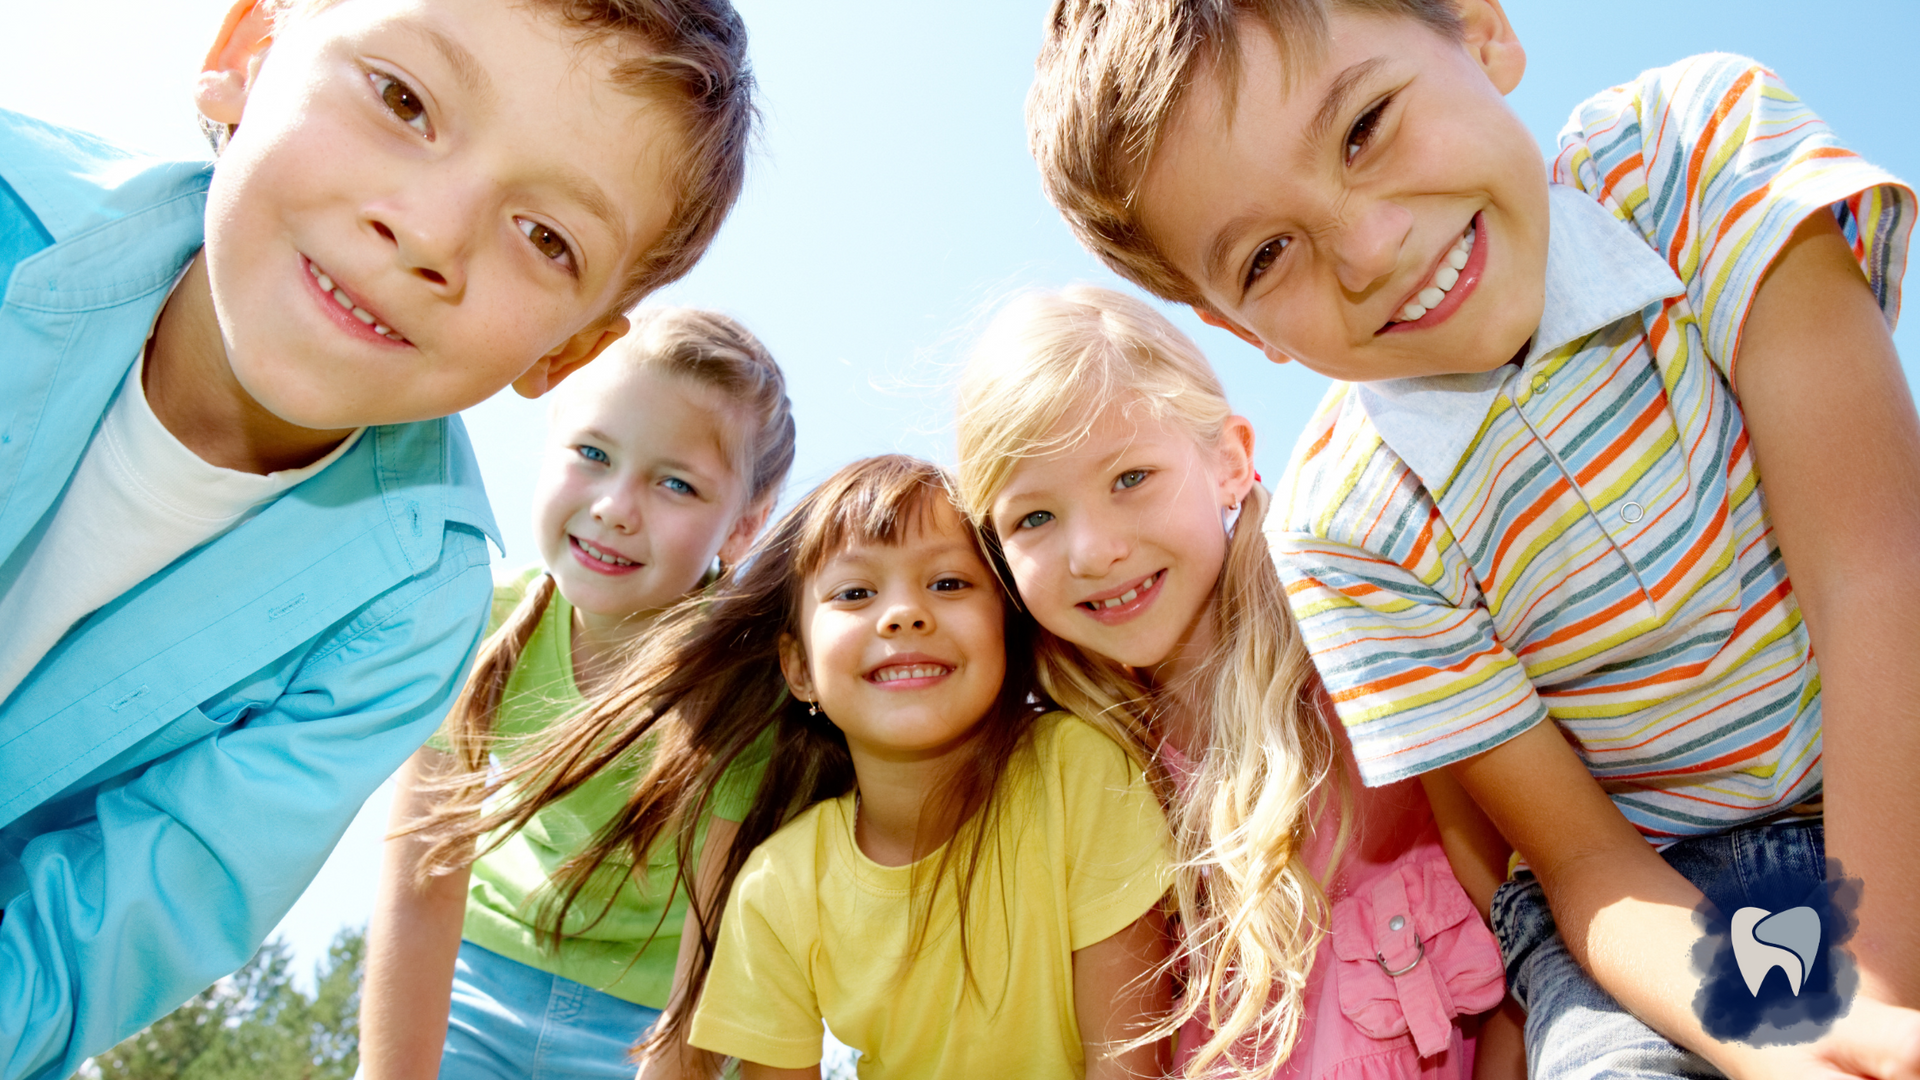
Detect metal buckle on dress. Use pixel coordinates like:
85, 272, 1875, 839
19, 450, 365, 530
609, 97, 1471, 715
1376, 932, 1426, 977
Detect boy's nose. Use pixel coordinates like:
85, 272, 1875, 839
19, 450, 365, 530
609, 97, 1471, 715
1329, 200, 1413, 295
367, 189, 480, 300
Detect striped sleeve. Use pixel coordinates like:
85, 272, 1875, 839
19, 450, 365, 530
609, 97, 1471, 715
1268, 391, 1548, 786
1552, 52, 1913, 386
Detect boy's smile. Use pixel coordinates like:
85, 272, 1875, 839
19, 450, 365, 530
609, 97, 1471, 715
194, 0, 681, 437
1136, 2, 1548, 383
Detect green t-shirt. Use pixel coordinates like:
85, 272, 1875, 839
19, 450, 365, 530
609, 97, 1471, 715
451, 569, 765, 1006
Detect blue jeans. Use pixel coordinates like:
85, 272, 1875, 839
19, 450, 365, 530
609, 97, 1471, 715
1490, 817, 1826, 1080
437, 941, 664, 1080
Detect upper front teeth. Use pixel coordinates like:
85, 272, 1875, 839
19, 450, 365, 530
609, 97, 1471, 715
874, 664, 948, 683
576, 538, 635, 566
308, 260, 407, 342
1097, 572, 1157, 609
1397, 225, 1475, 323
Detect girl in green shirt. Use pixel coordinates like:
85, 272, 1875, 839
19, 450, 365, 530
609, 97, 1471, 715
358, 307, 794, 1080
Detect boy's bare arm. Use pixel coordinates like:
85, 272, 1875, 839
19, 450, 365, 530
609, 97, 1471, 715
1073, 907, 1173, 1080
359, 749, 472, 1080
1731, 210, 1920, 1007
1418, 769, 1510, 920
1451, 721, 1920, 1079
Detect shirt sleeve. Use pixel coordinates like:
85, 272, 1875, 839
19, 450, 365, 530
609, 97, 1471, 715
0, 531, 491, 1080
424, 567, 538, 755
1552, 52, 1913, 387
1049, 718, 1172, 952
1267, 416, 1550, 787
687, 850, 826, 1069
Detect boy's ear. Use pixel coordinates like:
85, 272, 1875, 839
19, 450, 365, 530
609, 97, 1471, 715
195, 0, 277, 127
718, 497, 775, 568
1193, 306, 1295, 366
512, 315, 631, 400
776, 632, 816, 707
1454, 0, 1526, 95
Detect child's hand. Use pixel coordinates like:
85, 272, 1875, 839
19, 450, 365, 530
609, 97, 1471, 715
1721, 996, 1920, 1080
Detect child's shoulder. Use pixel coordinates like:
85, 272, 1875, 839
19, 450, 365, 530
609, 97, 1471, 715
0, 108, 212, 247
1030, 710, 1140, 774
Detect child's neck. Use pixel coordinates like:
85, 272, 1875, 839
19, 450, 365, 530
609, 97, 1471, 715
1145, 592, 1221, 760
568, 605, 659, 699
846, 745, 973, 868
145, 252, 356, 475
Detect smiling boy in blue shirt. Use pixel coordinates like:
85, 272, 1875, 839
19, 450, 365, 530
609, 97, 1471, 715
0, 1, 754, 1076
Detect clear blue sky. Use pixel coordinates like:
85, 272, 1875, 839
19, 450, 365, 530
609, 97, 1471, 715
5, 0, 1914, 979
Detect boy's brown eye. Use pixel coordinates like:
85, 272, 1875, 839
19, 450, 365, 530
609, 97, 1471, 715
518, 218, 574, 266
525, 222, 568, 260
380, 79, 424, 123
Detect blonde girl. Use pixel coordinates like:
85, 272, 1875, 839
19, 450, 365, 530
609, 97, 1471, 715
955, 285, 1516, 1079
425, 455, 1174, 1080
358, 307, 794, 1080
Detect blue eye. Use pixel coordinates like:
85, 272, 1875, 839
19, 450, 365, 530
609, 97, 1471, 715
576, 445, 609, 465
1017, 510, 1053, 530
662, 477, 695, 496
1115, 469, 1149, 491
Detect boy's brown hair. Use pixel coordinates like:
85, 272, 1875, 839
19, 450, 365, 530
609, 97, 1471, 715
266, 0, 756, 312
1027, 0, 1459, 309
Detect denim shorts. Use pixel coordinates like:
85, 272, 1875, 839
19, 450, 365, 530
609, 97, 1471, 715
437, 940, 664, 1080
1489, 817, 1825, 1080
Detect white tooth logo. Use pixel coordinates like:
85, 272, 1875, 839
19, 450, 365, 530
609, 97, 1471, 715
1730, 906, 1822, 997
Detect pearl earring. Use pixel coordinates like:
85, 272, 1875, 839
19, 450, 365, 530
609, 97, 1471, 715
808, 700, 819, 716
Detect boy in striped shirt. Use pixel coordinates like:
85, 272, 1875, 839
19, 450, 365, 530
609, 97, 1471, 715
1028, 0, 1920, 1076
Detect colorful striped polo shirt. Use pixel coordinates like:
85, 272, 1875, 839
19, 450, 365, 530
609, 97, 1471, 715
1268, 54, 1912, 844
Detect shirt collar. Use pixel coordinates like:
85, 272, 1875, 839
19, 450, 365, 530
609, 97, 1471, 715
1355, 184, 1686, 495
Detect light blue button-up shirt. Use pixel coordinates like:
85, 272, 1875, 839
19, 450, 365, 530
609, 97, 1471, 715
0, 109, 498, 1080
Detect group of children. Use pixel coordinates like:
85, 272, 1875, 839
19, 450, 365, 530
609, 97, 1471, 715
3, 1, 1918, 1080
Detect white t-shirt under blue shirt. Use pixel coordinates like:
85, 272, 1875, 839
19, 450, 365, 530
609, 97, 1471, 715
0, 355, 362, 704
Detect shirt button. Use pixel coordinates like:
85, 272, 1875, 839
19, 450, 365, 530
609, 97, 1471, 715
1389, 915, 1406, 932
1530, 373, 1550, 394
1620, 501, 1646, 524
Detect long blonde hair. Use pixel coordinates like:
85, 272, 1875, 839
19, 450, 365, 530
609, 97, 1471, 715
954, 285, 1339, 1077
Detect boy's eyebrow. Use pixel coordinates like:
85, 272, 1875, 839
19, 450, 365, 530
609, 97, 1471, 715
1204, 211, 1265, 289
1303, 57, 1388, 153
405, 23, 496, 108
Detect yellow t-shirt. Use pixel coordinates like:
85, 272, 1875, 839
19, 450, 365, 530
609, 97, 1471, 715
688, 713, 1170, 1078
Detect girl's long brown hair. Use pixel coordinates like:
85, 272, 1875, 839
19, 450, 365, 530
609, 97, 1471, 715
414, 455, 1045, 1065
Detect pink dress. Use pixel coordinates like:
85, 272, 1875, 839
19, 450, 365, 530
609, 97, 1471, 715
1163, 737, 1505, 1079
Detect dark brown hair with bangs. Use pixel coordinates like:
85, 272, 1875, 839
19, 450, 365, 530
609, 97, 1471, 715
411, 454, 1045, 1067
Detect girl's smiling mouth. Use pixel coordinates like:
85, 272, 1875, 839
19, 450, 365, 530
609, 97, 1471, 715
570, 535, 639, 575
1077, 570, 1164, 624
302, 255, 410, 345
866, 654, 955, 688
1379, 212, 1487, 334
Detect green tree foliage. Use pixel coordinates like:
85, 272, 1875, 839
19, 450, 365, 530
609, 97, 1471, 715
78, 926, 364, 1080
